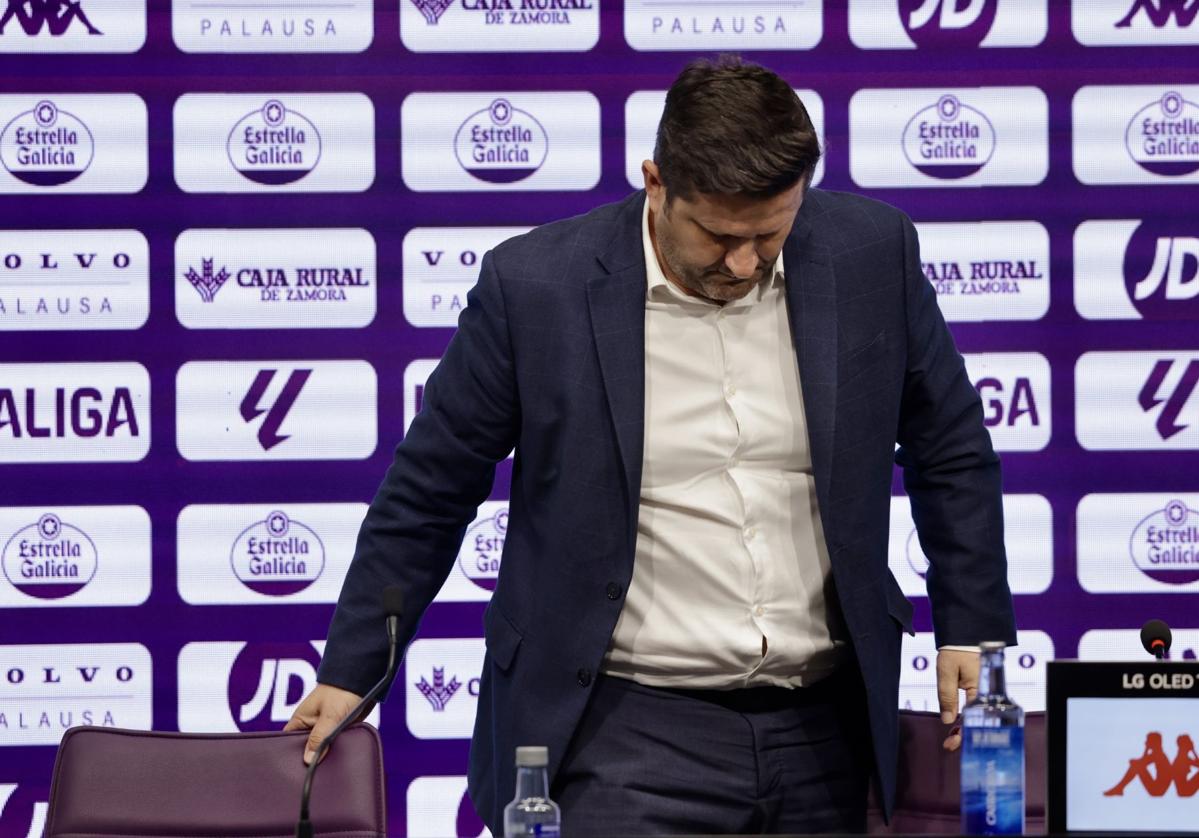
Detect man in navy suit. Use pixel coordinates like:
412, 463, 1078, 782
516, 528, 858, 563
287, 56, 1016, 834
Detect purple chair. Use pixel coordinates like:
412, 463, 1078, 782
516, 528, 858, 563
867, 709, 1046, 834
43, 724, 387, 838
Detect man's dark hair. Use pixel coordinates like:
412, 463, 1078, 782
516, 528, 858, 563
654, 55, 821, 200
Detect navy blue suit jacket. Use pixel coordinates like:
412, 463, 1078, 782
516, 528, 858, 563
318, 189, 1017, 832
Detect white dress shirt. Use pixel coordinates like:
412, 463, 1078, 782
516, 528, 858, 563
602, 202, 849, 690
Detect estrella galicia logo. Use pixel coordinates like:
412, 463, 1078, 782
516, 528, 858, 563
416, 667, 462, 711
1138, 359, 1199, 439
902, 94, 996, 179
1129, 500, 1199, 584
226, 641, 321, 732
0, 0, 102, 35
1125, 224, 1199, 317
0, 100, 93, 185
454, 99, 547, 184
1, 513, 98, 599
230, 510, 324, 596
1117, 0, 1199, 28
239, 368, 311, 450
411, 0, 453, 24
184, 259, 230, 303
900, 0, 999, 48
459, 508, 505, 591
1125, 91, 1199, 176
226, 100, 321, 185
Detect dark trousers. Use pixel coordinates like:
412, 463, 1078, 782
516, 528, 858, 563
553, 668, 873, 835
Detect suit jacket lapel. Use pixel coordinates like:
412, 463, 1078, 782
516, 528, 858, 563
784, 211, 838, 531
588, 194, 647, 539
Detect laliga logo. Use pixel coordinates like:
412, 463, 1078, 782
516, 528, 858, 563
226, 642, 321, 732
1116, 0, 1199, 29
1104, 732, 1199, 797
0, 100, 93, 186
230, 510, 325, 596
1, 512, 97, 599
1129, 499, 1199, 584
454, 98, 548, 184
226, 100, 321, 185
1126, 91, 1199, 177
902, 94, 995, 179
460, 508, 506, 591
900, 0, 999, 48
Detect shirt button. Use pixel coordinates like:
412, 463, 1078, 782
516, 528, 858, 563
605, 582, 622, 601
754, 605, 766, 617
726, 384, 737, 397
744, 526, 757, 540
577, 668, 592, 687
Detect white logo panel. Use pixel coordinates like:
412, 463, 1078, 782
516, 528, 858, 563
888, 494, 1052, 597
176, 228, 375, 329
176, 641, 379, 732
0, 230, 148, 330
900, 631, 1051, 713
0, 0, 144, 53
402, 227, 530, 328
1076, 352, 1199, 450
916, 221, 1049, 322
173, 94, 374, 193
1078, 494, 1199, 593
0, 643, 152, 745
0, 95, 146, 194
401, 0, 598, 52
172, 0, 373, 52
176, 360, 377, 461
177, 503, 367, 604
434, 501, 508, 604
0, 506, 150, 607
623, 89, 825, 189
964, 352, 1051, 452
624, 0, 821, 50
1072, 0, 1199, 46
849, 0, 1047, 49
1074, 85, 1199, 185
407, 776, 493, 838
0, 363, 150, 463
404, 638, 483, 739
1078, 628, 1199, 661
849, 87, 1048, 188
401, 92, 599, 192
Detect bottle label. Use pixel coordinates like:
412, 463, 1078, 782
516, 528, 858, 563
961, 727, 1024, 835
532, 826, 560, 837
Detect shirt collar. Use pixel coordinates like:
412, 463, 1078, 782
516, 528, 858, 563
641, 197, 785, 307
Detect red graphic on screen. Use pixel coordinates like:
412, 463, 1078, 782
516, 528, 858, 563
1104, 733, 1199, 797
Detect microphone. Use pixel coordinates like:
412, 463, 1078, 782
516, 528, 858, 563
1141, 619, 1172, 661
296, 586, 404, 838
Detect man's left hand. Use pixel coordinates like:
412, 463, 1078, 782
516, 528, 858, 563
937, 648, 980, 751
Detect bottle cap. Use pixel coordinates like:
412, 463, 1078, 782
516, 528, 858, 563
515, 746, 548, 767
979, 641, 1006, 653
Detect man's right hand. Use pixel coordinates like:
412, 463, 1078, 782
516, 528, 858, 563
284, 683, 365, 765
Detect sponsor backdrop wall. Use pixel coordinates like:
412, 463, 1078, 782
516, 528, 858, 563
1, 0, 1197, 834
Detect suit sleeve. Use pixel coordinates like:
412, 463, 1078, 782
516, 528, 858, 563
893, 213, 1017, 648
317, 250, 520, 695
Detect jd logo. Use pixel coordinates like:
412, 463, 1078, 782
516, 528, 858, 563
0, 0, 102, 35
226, 642, 321, 732
1133, 238, 1199, 300
1104, 732, 1199, 796
1116, 0, 1199, 28
1138, 359, 1199, 439
900, 0, 999, 47
239, 369, 311, 450
1124, 222, 1199, 319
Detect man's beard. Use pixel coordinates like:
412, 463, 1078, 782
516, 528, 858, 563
658, 231, 770, 303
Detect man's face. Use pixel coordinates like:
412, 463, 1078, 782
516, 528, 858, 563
642, 160, 804, 304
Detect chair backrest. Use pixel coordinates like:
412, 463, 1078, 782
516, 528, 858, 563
867, 709, 1046, 835
44, 724, 386, 838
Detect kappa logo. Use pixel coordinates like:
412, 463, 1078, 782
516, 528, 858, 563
903, 94, 996, 179
239, 369, 311, 450
1125, 91, 1199, 177
1104, 732, 1199, 796
1117, 0, 1199, 27
416, 667, 462, 711
1138, 360, 1199, 439
0, 100, 93, 186
226, 100, 321, 185
184, 259, 230, 303
901, 0, 999, 46
0, 0, 102, 35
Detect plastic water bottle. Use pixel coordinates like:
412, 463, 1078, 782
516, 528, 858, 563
961, 641, 1025, 835
503, 746, 561, 838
